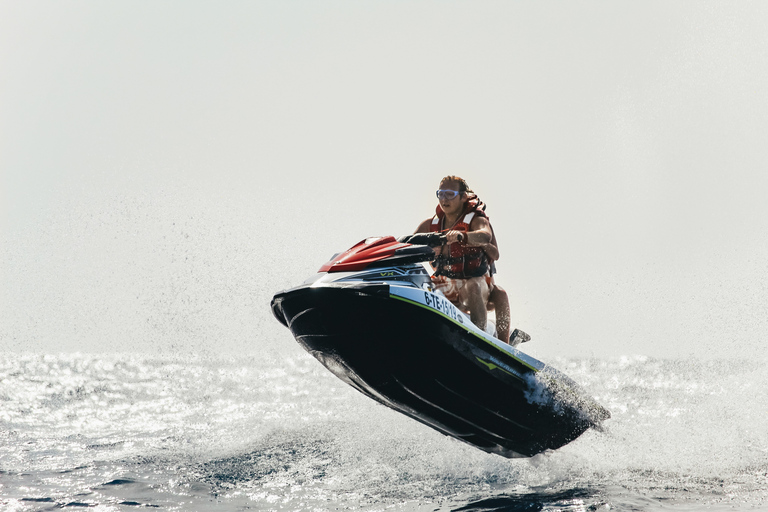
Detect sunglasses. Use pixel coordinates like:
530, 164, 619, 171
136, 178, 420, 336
436, 189, 461, 200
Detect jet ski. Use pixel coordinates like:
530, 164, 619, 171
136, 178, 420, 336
270, 234, 610, 458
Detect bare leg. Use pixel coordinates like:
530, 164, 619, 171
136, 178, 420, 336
459, 276, 489, 332
489, 285, 511, 343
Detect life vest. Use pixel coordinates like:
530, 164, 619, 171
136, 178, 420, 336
429, 206, 489, 279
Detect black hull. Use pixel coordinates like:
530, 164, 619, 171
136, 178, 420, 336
271, 283, 606, 458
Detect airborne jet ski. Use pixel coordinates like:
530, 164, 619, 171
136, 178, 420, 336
270, 233, 610, 458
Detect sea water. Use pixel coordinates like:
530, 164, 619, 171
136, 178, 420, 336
2, 351, 767, 511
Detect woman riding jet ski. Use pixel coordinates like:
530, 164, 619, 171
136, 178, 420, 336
414, 175, 529, 346
271, 190, 610, 458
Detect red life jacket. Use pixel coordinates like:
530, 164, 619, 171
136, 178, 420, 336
429, 204, 489, 279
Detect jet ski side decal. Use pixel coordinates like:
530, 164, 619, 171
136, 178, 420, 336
389, 287, 469, 327
389, 286, 541, 372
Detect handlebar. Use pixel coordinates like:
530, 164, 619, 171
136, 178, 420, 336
397, 233, 447, 247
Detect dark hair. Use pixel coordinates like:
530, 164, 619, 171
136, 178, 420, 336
439, 175, 473, 194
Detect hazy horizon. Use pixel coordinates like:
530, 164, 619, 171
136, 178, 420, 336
2, 1, 767, 360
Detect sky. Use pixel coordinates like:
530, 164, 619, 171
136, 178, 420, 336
2, 1, 767, 359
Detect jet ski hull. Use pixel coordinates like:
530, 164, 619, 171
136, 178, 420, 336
272, 282, 608, 458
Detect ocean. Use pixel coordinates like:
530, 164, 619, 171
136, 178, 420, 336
2, 351, 767, 511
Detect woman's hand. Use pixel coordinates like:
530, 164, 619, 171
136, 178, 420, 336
445, 230, 466, 244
